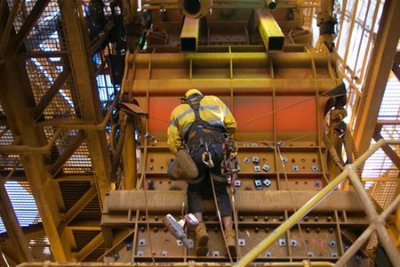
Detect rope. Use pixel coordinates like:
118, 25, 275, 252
135, 126, 156, 263
276, 145, 312, 261
210, 171, 234, 263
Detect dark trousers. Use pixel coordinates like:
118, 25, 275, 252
187, 143, 233, 217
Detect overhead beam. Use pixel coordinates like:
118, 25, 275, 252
180, 17, 199, 52
13, 0, 51, 52
256, 9, 284, 51
60, 0, 111, 204
75, 232, 103, 262
353, 0, 400, 154
0, 181, 34, 262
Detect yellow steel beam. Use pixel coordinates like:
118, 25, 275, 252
130, 78, 337, 95
60, 0, 111, 204
353, 0, 400, 154
256, 9, 284, 51
19, 261, 335, 267
180, 17, 199, 52
0, 60, 75, 261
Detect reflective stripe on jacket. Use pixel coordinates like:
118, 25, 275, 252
167, 95, 237, 154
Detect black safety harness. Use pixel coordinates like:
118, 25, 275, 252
183, 95, 226, 151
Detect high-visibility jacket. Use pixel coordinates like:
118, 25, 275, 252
167, 95, 237, 154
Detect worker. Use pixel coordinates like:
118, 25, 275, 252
167, 89, 237, 257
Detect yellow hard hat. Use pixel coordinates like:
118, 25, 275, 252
184, 88, 203, 98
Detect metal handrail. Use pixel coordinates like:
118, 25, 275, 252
235, 139, 400, 267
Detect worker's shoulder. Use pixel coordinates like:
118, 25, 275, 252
171, 103, 190, 117
202, 95, 224, 103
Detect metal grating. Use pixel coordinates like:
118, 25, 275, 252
85, 244, 105, 262
378, 74, 400, 121
0, 181, 40, 233
26, 58, 79, 120
59, 181, 92, 211
26, 0, 63, 52
63, 140, 93, 174
73, 230, 101, 251
74, 197, 101, 222
0, 127, 14, 146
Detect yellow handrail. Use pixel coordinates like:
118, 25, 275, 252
234, 139, 400, 267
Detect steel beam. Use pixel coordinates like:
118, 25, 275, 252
0, 59, 74, 261
60, 0, 111, 204
0, 181, 34, 262
256, 9, 284, 51
180, 17, 199, 52
130, 78, 337, 95
104, 190, 364, 213
353, 0, 400, 154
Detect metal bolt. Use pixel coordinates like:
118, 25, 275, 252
238, 239, 246, 246
278, 239, 286, 247
291, 239, 297, 247
292, 165, 299, 172
252, 156, 259, 163
262, 164, 270, 172
263, 178, 272, 187
113, 252, 120, 260
264, 251, 272, 257
254, 165, 261, 172
329, 240, 336, 248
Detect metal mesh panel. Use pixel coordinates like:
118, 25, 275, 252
25, 0, 63, 52
42, 76, 79, 120
75, 196, 101, 221
367, 180, 399, 209
59, 181, 92, 210
6, 0, 31, 33
29, 237, 54, 261
63, 140, 93, 174
0, 181, 40, 233
52, 129, 79, 158
0, 154, 23, 172
0, 127, 14, 146
73, 230, 101, 251
378, 75, 400, 120
26, 58, 79, 120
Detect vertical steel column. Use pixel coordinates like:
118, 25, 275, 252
0, 60, 74, 261
353, 0, 400, 154
60, 0, 111, 203
0, 180, 34, 262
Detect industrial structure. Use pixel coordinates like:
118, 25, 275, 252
0, 0, 400, 266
